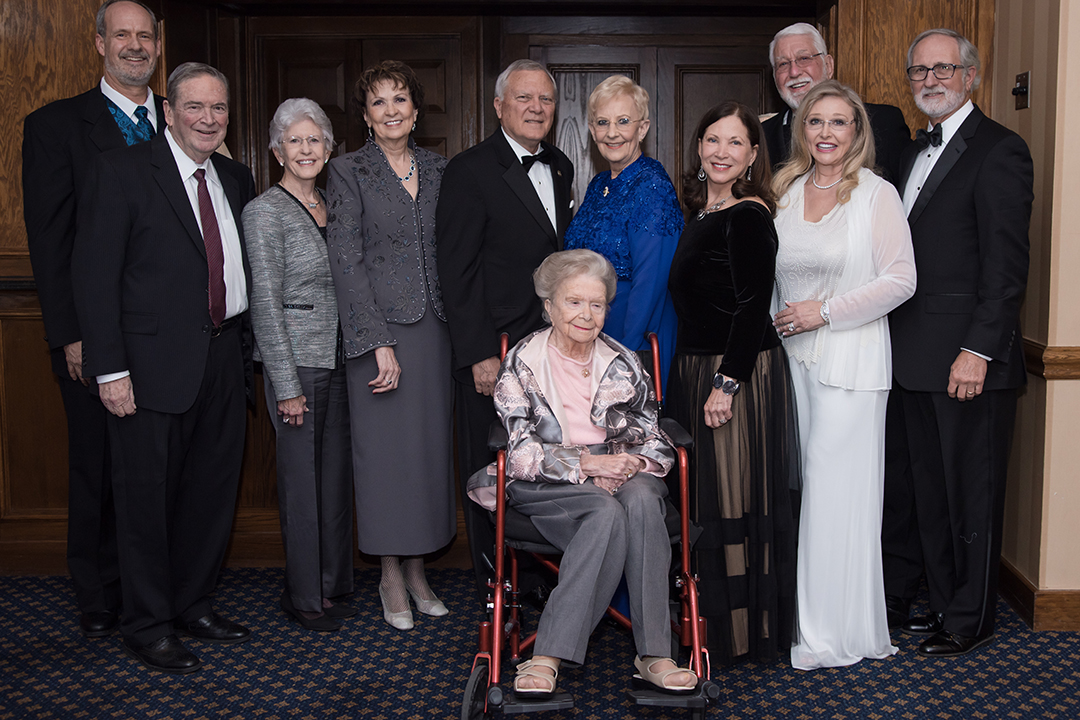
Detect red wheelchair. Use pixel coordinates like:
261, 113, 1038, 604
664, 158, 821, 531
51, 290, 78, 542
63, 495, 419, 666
461, 333, 719, 719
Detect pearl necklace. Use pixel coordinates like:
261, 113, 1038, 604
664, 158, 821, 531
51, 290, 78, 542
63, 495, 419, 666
811, 169, 842, 190
696, 194, 733, 220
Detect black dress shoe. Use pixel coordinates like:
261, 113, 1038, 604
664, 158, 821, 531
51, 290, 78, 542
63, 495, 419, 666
885, 596, 910, 631
280, 591, 341, 632
176, 612, 251, 644
917, 630, 994, 657
323, 600, 357, 619
80, 610, 120, 638
902, 612, 945, 636
123, 634, 201, 674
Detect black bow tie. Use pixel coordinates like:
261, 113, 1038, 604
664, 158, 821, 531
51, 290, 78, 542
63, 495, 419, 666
521, 148, 552, 171
916, 124, 943, 149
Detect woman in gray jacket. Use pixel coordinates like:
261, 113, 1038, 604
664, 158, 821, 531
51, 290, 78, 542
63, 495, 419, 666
242, 98, 354, 632
327, 61, 453, 630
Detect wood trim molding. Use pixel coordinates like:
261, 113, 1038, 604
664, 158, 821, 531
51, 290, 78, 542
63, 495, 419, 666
1023, 339, 1080, 380
1000, 557, 1080, 631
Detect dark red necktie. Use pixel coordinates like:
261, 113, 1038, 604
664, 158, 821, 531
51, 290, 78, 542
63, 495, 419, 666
194, 168, 226, 327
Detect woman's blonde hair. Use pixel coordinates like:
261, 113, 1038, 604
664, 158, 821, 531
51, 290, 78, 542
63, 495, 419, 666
587, 75, 650, 124
771, 80, 876, 205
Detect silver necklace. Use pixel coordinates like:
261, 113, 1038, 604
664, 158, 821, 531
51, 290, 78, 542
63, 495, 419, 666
397, 152, 415, 183
696, 194, 732, 220
812, 169, 842, 190
278, 183, 319, 209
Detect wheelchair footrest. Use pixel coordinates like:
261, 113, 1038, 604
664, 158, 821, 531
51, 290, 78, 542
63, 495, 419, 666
626, 685, 711, 708
501, 690, 575, 714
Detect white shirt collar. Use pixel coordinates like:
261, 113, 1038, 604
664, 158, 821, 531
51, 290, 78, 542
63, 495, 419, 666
99, 77, 156, 127
501, 128, 542, 160
929, 99, 974, 147
165, 126, 217, 184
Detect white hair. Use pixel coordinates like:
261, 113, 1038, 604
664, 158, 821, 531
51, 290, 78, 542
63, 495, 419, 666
494, 59, 557, 100
268, 98, 335, 150
906, 28, 982, 90
768, 22, 828, 68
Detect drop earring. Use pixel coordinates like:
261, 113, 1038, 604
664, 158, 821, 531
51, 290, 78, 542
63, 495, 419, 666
747, 165, 752, 182
368, 126, 373, 138
412, 122, 416, 132
697, 166, 706, 182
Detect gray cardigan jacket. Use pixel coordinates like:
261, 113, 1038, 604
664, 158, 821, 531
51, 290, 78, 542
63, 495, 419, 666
242, 185, 339, 401
326, 141, 447, 358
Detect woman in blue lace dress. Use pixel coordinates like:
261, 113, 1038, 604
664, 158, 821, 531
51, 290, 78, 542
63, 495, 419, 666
564, 76, 682, 389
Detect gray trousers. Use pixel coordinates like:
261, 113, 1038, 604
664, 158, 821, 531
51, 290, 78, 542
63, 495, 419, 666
266, 365, 354, 613
506, 473, 672, 665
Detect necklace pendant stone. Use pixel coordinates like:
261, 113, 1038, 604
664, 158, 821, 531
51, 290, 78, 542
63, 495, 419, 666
581, 368, 590, 378
603, 186, 609, 197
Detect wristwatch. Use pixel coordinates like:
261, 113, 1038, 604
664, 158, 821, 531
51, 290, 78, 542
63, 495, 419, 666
712, 370, 741, 396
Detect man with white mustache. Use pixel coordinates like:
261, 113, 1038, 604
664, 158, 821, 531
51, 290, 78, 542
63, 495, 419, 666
22, 0, 163, 641
761, 22, 910, 187
882, 28, 1032, 658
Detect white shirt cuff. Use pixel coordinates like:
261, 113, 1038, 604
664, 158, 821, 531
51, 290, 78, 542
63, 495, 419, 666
96, 370, 131, 384
961, 348, 992, 362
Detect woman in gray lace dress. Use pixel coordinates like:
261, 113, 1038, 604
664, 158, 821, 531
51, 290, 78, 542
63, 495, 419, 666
326, 61, 454, 630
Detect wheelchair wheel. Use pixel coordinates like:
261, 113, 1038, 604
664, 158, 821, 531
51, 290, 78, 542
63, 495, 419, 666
461, 660, 492, 720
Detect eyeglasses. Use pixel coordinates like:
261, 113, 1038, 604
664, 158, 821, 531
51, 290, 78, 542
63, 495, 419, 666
284, 135, 324, 149
804, 117, 856, 130
590, 117, 644, 130
774, 52, 824, 73
906, 63, 966, 81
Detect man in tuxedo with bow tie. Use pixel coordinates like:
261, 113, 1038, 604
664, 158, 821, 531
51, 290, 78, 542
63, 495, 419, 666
761, 22, 910, 187
21, 0, 164, 640
72, 62, 256, 674
881, 29, 1032, 657
436, 59, 574, 593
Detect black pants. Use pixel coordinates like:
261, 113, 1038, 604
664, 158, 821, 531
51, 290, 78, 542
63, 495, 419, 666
108, 326, 247, 646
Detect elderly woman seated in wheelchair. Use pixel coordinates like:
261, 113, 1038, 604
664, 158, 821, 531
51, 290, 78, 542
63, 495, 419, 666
467, 249, 696, 698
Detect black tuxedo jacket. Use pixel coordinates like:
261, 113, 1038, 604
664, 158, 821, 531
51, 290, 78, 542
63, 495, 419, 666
22, 87, 166, 375
72, 132, 256, 414
890, 105, 1032, 393
761, 102, 910, 188
436, 130, 574, 382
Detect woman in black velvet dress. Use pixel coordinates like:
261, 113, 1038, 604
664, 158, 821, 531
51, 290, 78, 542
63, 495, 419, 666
666, 102, 800, 665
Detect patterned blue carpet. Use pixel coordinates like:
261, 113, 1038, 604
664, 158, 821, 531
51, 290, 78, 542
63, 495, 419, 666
1, 567, 1077, 719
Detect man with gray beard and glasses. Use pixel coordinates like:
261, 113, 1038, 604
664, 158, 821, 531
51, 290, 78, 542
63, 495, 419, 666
882, 28, 1032, 658
22, 0, 163, 641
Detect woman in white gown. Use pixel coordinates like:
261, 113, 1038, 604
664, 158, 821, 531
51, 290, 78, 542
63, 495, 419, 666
771, 80, 916, 670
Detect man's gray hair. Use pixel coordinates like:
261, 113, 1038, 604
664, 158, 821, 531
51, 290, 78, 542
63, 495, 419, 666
768, 22, 828, 68
96, 0, 158, 41
166, 62, 230, 107
268, 98, 335, 151
495, 59, 557, 100
533, 249, 617, 323
907, 28, 981, 90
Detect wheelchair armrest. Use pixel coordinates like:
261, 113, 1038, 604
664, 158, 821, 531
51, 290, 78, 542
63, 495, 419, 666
487, 422, 509, 452
660, 417, 694, 449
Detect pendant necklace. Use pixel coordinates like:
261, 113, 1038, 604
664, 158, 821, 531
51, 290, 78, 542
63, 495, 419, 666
279, 183, 319, 209
697, 194, 732, 220
397, 152, 416, 183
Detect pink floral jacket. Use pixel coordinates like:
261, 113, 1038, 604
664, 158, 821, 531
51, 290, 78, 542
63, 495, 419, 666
467, 327, 675, 511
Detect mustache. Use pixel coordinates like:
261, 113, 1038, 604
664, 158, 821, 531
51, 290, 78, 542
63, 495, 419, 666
785, 78, 811, 89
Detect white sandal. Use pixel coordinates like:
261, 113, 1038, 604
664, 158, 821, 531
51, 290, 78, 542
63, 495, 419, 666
512, 656, 559, 698
633, 655, 697, 694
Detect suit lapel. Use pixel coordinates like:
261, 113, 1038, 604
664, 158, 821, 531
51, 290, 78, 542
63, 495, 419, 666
151, 134, 206, 258
907, 108, 982, 227
494, 132, 558, 247
83, 89, 127, 154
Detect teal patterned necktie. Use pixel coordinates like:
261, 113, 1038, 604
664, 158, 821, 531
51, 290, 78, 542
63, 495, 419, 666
133, 106, 154, 143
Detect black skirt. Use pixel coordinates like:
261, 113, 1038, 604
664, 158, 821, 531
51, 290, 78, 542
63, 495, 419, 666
665, 345, 801, 664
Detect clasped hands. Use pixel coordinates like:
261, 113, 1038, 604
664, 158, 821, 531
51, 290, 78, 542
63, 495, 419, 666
773, 300, 826, 338
581, 449, 644, 494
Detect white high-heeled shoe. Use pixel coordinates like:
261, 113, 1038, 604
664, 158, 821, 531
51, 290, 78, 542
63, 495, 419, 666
406, 583, 448, 617
378, 585, 414, 630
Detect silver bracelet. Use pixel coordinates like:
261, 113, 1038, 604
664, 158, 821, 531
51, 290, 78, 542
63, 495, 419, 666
819, 300, 831, 324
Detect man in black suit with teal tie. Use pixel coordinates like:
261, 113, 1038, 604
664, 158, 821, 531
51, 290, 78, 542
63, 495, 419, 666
73, 62, 256, 675
21, 0, 163, 640
882, 29, 1032, 658
436, 59, 574, 593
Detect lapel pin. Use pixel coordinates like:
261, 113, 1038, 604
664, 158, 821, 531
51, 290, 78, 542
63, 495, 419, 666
557, 170, 562, 177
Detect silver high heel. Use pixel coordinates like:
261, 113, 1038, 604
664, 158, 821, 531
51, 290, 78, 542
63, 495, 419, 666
406, 583, 448, 617
378, 585, 414, 630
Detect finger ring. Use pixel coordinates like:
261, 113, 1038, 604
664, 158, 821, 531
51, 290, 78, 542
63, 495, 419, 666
788, 322, 795, 332
720, 419, 727, 425
385, 380, 392, 386
966, 390, 975, 396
